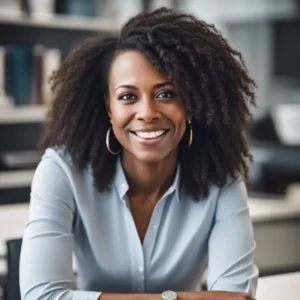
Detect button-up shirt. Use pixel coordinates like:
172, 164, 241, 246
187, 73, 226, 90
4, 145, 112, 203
20, 148, 258, 300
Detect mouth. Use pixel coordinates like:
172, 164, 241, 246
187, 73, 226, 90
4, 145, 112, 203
130, 129, 170, 145
131, 130, 168, 139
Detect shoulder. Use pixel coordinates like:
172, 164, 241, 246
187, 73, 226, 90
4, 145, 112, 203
33, 147, 92, 191
212, 174, 249, 221
33, 147, 73, 186
191, 174, 245, 202
219, 174, 247, 201
183, 175, 246, 211
39, 147, 87, 176
187, 175, 248, 221
42, 147, 73, 167
206, 173, 246, 199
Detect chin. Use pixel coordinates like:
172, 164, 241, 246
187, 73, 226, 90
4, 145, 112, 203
135, 151, 168, 164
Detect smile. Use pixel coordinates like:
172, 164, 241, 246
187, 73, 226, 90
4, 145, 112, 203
133, 130, 167, 139
130, 129, 169, 146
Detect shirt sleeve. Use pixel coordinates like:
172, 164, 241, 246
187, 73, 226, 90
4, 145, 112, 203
19, 150, 101, 300
206, 176, 258, 298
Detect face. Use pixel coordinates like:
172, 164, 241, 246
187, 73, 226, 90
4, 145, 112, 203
106, 50, 188, 164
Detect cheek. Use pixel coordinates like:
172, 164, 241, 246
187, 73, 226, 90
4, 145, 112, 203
167, 107, 187, 132
110, 103, 130, 128
178, 120, 187, 139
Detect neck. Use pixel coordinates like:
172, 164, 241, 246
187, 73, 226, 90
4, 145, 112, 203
121, 150, 178, 201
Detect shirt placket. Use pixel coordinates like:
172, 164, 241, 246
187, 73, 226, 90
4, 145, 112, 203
123, 193, 145, 293
142, 190, 174, 292
123, 184, 174, 293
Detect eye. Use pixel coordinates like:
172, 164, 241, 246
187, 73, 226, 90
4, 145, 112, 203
156, 90, 176, 99
118, 93, 138, 101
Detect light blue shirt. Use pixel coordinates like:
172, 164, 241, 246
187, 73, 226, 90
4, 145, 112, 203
20, 148, 258, 300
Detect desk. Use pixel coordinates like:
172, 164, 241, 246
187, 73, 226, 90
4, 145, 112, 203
248, 196, 300, 275
257, 272, 300, 300
249, 195, 300, 223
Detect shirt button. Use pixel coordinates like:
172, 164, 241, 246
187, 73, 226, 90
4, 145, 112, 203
153, 224, 158, 230
121, 183, 127, 190
138, 266, 144, 273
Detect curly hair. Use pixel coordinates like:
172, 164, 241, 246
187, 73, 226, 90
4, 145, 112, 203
40, 7, 256, 200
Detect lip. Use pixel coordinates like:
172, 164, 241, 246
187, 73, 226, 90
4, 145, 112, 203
131, 128, 169, 133
130, 130, 169, 146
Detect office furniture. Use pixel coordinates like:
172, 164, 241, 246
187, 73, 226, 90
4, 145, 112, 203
256, 271, 300, 300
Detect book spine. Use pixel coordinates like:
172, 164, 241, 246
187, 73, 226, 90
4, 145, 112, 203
10, 45, 33, 106
42, 48, 61, 104
31, 45, 45, 105
4, 46, 14, 105
0, 46, 6, 105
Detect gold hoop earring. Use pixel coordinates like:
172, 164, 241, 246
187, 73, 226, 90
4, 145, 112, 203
106, 127, 121, 155
188, 120, 193, 147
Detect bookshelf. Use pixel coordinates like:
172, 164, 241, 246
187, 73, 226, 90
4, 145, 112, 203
0, 10, 119, 202
0, 13, 120, 124
0, 5, 297, 31
0, 169, 35, 188
0, 106, 47, 124
0, 13, 119, 33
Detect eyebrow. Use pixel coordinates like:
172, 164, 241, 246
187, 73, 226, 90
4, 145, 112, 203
115, 82, 174, 91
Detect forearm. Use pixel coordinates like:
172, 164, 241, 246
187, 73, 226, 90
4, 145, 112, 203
99, 292, 192, 300
99, 291, 253, 300
99, 293, 158, 300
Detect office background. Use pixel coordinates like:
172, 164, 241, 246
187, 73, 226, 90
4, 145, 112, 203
0, 0, 300, 299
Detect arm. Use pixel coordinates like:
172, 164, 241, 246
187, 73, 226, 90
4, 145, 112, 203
99, 292, 253, 300
19, 153, 101, 300
206, 176, 258, 298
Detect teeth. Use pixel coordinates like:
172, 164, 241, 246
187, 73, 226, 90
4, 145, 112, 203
135, 130, 166, 139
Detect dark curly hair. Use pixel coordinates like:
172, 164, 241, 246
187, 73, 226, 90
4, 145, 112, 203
40, 7, 256, 200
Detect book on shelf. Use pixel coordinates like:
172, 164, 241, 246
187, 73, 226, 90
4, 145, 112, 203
0, 46, 7, 106
0, 43, 61, 109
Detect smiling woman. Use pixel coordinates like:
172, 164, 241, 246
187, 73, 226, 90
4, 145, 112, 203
19, 7, 257, 300
107, 51, 187, 166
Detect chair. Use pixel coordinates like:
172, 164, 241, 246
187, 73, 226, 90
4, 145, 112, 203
4, 238, 22, 300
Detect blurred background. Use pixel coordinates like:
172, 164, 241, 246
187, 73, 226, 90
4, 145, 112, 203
0, 0, 300, 299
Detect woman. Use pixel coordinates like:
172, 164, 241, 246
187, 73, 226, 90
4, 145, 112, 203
20, 7, 258, 300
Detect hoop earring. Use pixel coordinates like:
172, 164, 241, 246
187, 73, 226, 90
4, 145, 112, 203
188, 120, 193, 147
106, 127, 121, 155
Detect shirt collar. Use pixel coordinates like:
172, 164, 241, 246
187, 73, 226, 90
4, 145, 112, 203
114, 157, 181, 202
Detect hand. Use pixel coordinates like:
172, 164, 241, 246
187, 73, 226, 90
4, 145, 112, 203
203, 291, 255, 300
178, 291, 255, 300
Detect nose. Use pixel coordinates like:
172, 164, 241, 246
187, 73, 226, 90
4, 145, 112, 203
136, 98, 161, 122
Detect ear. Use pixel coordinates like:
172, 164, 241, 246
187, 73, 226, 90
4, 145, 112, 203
105, 94, 112, 119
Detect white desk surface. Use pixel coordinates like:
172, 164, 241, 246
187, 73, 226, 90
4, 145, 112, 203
257, 272, 300, 300
248, 195, 300, 222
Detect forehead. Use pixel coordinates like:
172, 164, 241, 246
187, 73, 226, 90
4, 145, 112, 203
109, 50, 168, 85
